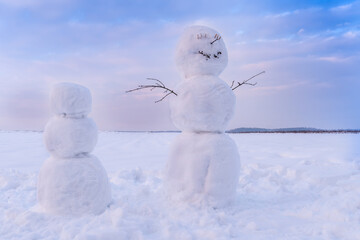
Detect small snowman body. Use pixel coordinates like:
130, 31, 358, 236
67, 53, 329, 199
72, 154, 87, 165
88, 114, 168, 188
38, 83, 111, 216
166, 26, 240, 207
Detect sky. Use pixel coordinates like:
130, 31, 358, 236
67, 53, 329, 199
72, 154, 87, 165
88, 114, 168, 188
0, 0, 359, 131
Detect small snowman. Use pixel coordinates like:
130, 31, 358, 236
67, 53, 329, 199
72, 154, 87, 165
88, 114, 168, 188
37, 82, 111, 216
165, 26, 241, 207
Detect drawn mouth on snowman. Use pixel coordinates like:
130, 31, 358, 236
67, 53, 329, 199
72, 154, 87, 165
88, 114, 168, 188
197, 50, 222, 60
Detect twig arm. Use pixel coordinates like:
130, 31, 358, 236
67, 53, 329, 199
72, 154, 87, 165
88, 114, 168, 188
231, 71, 265, 91
125, 78, 177, 103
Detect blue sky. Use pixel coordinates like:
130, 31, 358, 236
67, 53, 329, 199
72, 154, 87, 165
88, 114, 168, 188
0, 0, 359, 130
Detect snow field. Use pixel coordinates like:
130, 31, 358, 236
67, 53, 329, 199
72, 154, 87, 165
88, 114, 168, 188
0, 132, 360, 239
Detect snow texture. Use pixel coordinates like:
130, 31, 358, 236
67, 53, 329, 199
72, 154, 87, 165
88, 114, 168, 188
175, 25, 228, 78
44, 116, 98, 158
1, 132, 360, 240
50, 82, 92, 118
37, 155, 111, 216
169, 75, 235, 132
166, 132, 240, 207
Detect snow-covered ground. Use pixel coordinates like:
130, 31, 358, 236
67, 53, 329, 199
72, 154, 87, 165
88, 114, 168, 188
1, 131, 360, 240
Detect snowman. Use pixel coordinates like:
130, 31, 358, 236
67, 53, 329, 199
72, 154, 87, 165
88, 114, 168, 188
37, 82, 111, 216
165, 25, 241, 207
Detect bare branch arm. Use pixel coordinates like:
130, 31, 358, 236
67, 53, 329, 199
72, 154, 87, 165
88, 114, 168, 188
231, 71, 265, 91
155, 91, 174, 103
146, 78, 166, 88
125, 78, 177, 103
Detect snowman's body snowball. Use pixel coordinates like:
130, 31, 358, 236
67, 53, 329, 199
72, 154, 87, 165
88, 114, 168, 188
166, 132, 240, 207
44, 116, 98, 158
169, 75, 235, 132
38, 155, 111, 216
50, 82, 92, 117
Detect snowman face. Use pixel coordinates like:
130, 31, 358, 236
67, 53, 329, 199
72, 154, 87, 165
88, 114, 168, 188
175, 26, 228, 79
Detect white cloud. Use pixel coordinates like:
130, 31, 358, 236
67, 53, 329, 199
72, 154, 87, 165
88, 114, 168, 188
268, 11, 293, 18
343, 31, 359, 38
331, 3, 353, 12
317, 56, 349, 62
0, 0, 43, 7
0, 0, 72, 8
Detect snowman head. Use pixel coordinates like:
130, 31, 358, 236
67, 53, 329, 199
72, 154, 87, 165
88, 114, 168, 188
175, 25, 228, 79
50, 82, 92, 118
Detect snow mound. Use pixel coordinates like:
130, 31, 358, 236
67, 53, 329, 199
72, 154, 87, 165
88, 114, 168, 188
175, 25, 228, 78
50, 82, 92, 118
166, 132, 240, 207
170, 75, 235, 132
44, 116, 98, 158
37, 155, 111, 216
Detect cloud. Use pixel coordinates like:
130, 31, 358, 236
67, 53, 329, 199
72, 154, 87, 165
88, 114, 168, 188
331, 2, 354, 11
343, 30, 360, 38
0, 0, 51, 7
0, 21, 182, 130
317, 56, 349, 62
0, 0, 359, 130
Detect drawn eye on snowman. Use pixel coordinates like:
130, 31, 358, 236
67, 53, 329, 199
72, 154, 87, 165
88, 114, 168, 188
196, 33, 210, 39
196, 33, 221, 43
196, 34, 223, 60
210, 34, 221, 44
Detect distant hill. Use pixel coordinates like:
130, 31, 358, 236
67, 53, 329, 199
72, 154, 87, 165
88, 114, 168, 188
227, 127, 360, 134
1, 128, 359, 134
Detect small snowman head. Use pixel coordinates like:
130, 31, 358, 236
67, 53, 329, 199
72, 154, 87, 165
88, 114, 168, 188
50, 82, 92, 118
175, 25, 228, 79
